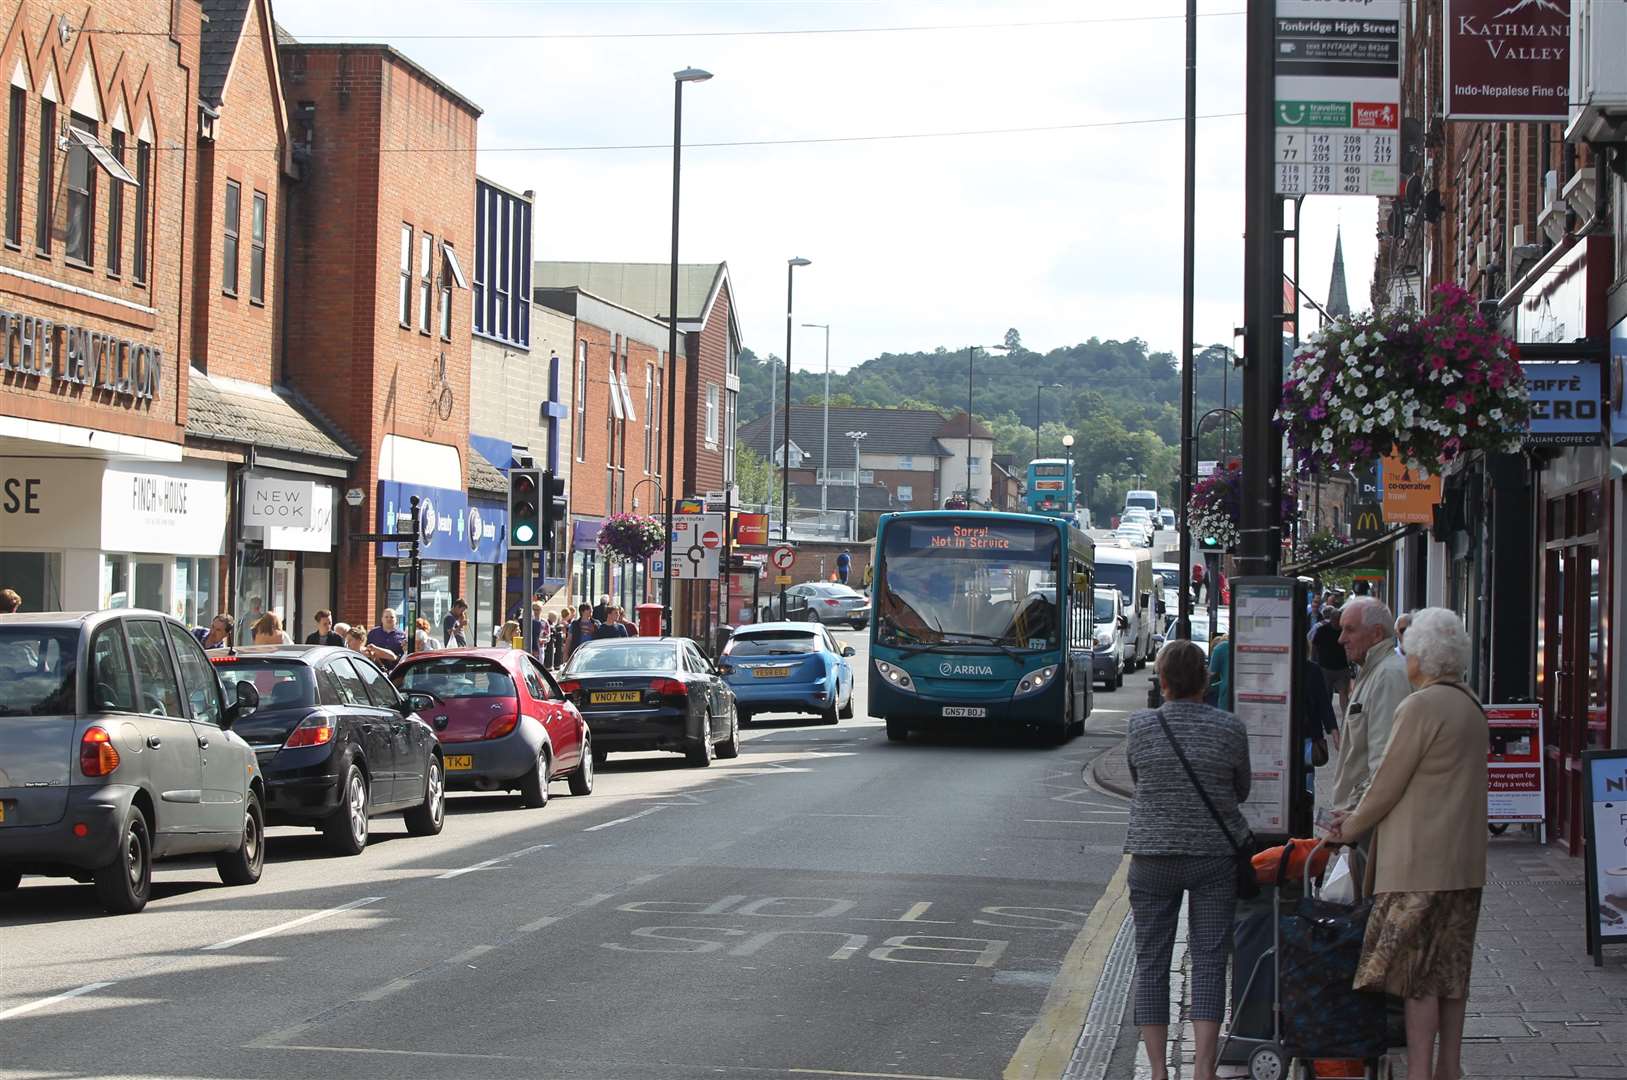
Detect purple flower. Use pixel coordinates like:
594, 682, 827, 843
1309, 404, 1327, 420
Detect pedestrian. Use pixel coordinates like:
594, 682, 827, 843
836, 548, 852, 586
1206, 631, 1231, 710
367, 609, 408, 669
1190, 564, 1206, 604
1331, 597, 1412, 815
333, 621, 350, 638
528, 600, 546, 657
241, 595, 265, 644
862, 562, 873, 591
251, 611, 293, 645
413, 617, 440, 653
1328, 608, 1486, 1080
1125, 640, 1252, 1080
0, 587, 20, 614
346, 625, 398, 667
593, 605, 631, 641
1353, 579, 1372, 597
1394, 610, 1413, 657
552, 610, 570, 663
1312, 604, 1354, 718
497, 619, 521, 648
442, 598, 469, 648
592, 594, 610, 623
565, 603, 598, 662
194, 612, 234, 649
305, 609, 343, 646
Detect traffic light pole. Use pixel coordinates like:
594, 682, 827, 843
1176, 0, 1197, 643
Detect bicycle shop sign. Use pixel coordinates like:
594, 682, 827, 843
0, 305, 164, 404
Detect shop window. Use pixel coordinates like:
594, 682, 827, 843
34, 98, 53, 254
5, 87, 23, 247
65, 114, 97, 265
222, 180, 240, 295
88, 623, 137, 713
249, 191, 266, 303
132, 141, 150, 284
126, 619, 183, 717
0, 552, 62, 610
106, 129, 124, 274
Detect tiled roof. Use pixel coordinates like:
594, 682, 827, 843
199, 0, 252, 108
185, 369, 355, 462
934, 411, 994, 439
738, 405, 955, 469
467, 445, 509, 496
535, 262, 723, 323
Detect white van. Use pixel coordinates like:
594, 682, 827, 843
1124, 489, 1161, 516
1095, 548, 1157, 669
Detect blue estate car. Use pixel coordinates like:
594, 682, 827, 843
722, 623, 856, 726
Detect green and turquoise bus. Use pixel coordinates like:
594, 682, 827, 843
867, 510, 1095, 743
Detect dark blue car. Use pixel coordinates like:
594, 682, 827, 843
723, 623, 856, 726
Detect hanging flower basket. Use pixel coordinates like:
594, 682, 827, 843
1278, 283, 1530, 473
1187, 463, 1297, 550
597, 513, 665, 563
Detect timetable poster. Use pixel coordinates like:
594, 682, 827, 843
1232, 581, 1299, 836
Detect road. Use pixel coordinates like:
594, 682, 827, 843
0, 631, 1152, 1080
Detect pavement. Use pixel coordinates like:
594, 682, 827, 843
1087, 720, 1627, 1078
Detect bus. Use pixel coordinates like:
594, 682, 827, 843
1025, 458, 1074, 518
868, 510, 1095, 743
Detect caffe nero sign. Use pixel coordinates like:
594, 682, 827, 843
0, 304, 163, 404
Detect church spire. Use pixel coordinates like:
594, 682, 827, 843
1326, 226, 1350, 319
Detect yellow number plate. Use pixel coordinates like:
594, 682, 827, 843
0, 801, 6, 823
753, 667, 791, 678
444, 755, 474, 771
591, 690, 643, 704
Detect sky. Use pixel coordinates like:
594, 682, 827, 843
273, 0, 1375, 372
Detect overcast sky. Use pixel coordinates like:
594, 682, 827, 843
274, 0, 1375, 371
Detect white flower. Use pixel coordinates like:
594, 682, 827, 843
1457, 424, 1467, 436
1354, 385, 1369, 399
1490, 408, 1504, 421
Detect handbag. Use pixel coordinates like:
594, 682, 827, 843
1155, 707, 1259, 900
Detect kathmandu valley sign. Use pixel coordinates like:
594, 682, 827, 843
0, 305, 163, 404
1445, 0, 1570, 121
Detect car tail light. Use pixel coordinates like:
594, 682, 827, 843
484, 705, 521, 740
557, 679, 581, 696
649, 678, 687, 698
824, 599, 840, 607
283, 716, 335, 748
80, 727, 120, 777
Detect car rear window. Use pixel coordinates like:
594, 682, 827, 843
210, 658, 316, 711
395, 656, 516, 699
0, 627, 79, 717
564, 642, 678, 674
725, 631, 821, 657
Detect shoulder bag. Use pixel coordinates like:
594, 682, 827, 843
1155, 707, 1260, 899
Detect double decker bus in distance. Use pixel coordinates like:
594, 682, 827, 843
868, 510, 1095, 743
1025, 458, 1074, 518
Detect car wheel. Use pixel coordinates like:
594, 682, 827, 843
685, 717, 716, 767
323, 765, 370, 856
568, 736, 596, 796
716, 715, 740, 760
404, 756, 446, 836
93, 805, 152, 914
0, 869, 19, 893
885, 717, 908, 743
839, 689, 855, 720
737, 708, 753, 727
215, 791, 266, 886
820, 702, 840, 725
519, 749, 551, 808
592, 746, 608, 770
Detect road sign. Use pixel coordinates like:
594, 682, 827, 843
770, 545, 796, 571
671, 513, 722, 579
344, 488, 365, 508
701, 529, 721, 549
775, 573, 793, 585
1197, 460, 1219, 478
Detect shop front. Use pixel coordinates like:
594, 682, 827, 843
235, 474, 339, 644
376, 480, 507, 644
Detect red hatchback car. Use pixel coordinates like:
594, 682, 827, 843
390, 649, 591, 807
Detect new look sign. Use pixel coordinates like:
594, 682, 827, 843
244, 475, 314, 528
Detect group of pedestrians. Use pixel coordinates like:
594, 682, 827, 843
492, 594, 642, 672
1125, 596, 1488, 1080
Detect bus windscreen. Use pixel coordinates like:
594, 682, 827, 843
877, 520, 1061, 650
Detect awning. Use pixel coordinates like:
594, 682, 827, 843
185, 369, 356, 477
1281, 524, 1422, 578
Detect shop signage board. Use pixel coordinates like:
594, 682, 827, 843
1611, 318, 1627, 448
244, 475, 314, 528
1521, 360, 1604, 445
1486, 703, 1545, 825
734, 512, 770, 547
101, 460, 228, 557
1, 458, 104, 548
1352, 501, 1385, 541
1273, 0, 1403, 197
1229, 577, 1303, 839
263, 482, 334, 554
1582, 749, 1627, 964
1516, 240, 1590, 344
1380, 455, 1443, 523
1443, 0, 1570, 121
376, 481, 508, 563
670, 513, 722, 579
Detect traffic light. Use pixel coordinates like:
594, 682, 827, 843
508, 468, 541, 550
1199, 531, 1223, 551
540, 469, 567, 552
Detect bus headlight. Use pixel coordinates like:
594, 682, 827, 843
1015, 665, 1059, 697
873, 660, 916, 694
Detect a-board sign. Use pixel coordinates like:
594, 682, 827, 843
1583, 750, 1627, 964
1486, 703, 1545, 825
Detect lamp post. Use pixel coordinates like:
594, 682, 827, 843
802, 322, 831, 512
780, 257, 812, 544
661, 65, 712, 636
964, 343, 1010, 506
847, 430, 868, 542
1062, 433, 1075, 518
1034, 382, 1063, 461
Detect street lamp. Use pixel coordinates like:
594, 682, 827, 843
846, 430, 868, 542
780, 257, 812, 545
661, 65, 712, 636
802, 322, 831, 512
1035, 382, 1063, 461
1062, 433, 1075, 517
964, 343, 1011, 505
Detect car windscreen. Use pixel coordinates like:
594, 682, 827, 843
810, 584, 859, 597
1096, 563, 1133, 601
1093, 595, 1117, 622
210, 658, 316, 710
395, 656, 516, 699
726, 631, 822, 657
565, 643, 679, 674
0, 627, 79, 717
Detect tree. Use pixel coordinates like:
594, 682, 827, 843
735, 446, 778, 506
1003, 327, 1023, 352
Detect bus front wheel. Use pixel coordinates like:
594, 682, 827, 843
885, 717, 909, 743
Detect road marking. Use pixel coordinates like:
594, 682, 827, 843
0, 981, 115, 1021
260, 1044, 528, 1061
575, 892, 615, 908
627, 872, 664, 885
444, 945, 494, 966
583, 806, 664, 831
1002, 855, 1132, 1080
355, 976, 418, 1003
517, 915, 560, 933
437, 843, 553, 879
203, 896, 383, 951
786, 1070, 984, 1079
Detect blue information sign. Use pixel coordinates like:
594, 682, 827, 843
378, 481, 508, 563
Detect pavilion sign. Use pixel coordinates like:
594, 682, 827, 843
0, 304, 163, 404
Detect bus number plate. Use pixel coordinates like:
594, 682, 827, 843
942, 706, 986, 718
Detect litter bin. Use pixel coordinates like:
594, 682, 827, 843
636, 602, 664, 638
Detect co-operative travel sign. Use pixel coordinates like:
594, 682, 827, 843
1273, 0, 1403, 197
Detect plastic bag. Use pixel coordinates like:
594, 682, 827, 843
1321, 849, 1357, 905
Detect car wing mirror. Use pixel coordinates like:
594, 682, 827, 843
229, 680, 259, 720
841, 646, 856, 657
1118, 615, 1130, 630
716, 663, 734, 676
404, 690, 439, 714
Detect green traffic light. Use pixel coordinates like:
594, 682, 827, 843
514, 523, 536, 544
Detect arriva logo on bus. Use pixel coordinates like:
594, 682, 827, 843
939, 661, 995, 677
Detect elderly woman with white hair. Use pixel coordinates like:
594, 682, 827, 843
1329, 607, 1487, 1080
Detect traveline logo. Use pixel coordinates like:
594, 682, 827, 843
939, 661, 994, 677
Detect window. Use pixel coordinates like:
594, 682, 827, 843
34, 98, 53, 253
88, 624, 137, 712
899, 455, 915, 470
221, 180, 240, 295
5, 87, 23, 246
725, 390, 737, 484
126, 619, 183, 717
968, 456, 982, 474
398, 223, 413, 326
418, 230, 433, 333
132, 141, 149, 284
575, 341, 589, 461
494, 198, 509, 334
607, 354, 624, 420
65, 114, 96, 264
167, 622, 222, 725
705, 384, 719, 447
643, 362, 655, 473
897, 484, 914, 503
473, 195, 486, 333
352, 655, 402, 710
104, 130, 124, 274
327, 658, 370, 706
438, 244, 454, 339
652, 364, 663, 476
249, 190, 266, 303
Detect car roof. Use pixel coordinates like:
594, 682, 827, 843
734, 622, 821, 634
0, 608, 171, 629
208, 644, 338, 664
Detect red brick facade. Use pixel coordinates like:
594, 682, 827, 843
682, 276, 732, 495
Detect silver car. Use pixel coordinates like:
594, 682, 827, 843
783, 583, 871, 629
0, 610, 264, 914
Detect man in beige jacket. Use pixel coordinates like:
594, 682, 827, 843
1331, 597, 1413, 813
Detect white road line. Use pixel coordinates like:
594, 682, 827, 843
800, 812, 887, 818
574, 892, 615, 908
444, 945, 494, 966
582, 806, 663, 832
517, 915, 560, 933
0, 981, 115, 1021
436, 843, 553, 880
627, 872, 664, 885
203, 897, 384, 951
1024, 817, 1128, 824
